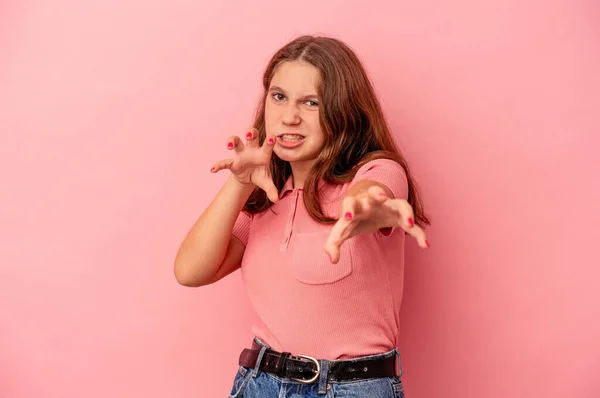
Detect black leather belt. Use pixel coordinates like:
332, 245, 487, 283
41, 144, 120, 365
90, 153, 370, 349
238, 342, 399, 384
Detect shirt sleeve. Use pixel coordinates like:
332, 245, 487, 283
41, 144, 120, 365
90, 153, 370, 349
232, 210, 253, 246
348, 158, 409, 236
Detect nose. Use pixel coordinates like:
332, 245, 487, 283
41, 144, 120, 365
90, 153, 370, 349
281, 102, 301, 125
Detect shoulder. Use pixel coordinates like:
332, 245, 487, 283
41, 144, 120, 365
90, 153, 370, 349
352, 158, 407, 179
348, 158, 408, 200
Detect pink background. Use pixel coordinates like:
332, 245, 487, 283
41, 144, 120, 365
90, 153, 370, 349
1, 1, 599, 397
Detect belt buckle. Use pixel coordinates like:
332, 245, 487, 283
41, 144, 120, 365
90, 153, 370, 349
395, 351, 403, 378
290, 354, 321, 384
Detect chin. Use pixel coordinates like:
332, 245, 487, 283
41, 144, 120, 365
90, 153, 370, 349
273, 149, 299, 162
273, 149, 313, 163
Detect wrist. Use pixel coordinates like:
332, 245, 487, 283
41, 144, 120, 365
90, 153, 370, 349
227, 175, 255, 195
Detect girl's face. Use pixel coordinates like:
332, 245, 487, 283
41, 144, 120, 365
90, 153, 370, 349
265, 60, 326, 168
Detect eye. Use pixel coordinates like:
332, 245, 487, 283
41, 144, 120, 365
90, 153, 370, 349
305, 100, 319, 107
272, 93, 286, 101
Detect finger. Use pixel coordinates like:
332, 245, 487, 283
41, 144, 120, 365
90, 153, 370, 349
324, 238, 340, 264
368, 185, 390, 205
244, 128, 259, 148
351, 187, 386, 219
340, 195, 361, 221
210, 158, 234, 173
359, 189, 380, 215
386, 199, 415, 229
324, 221, 349, 263
260, 178, 280, 204
403, 224, 428, 249
262, 134, 276, 156
226, 135, 244, 153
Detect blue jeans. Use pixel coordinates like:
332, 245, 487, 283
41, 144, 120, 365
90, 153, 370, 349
228, 337, 405, 397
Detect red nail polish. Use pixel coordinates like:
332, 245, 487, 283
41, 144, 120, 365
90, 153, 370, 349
246, 132, 252, 138
210, 167, 215, 172
425, 240, 430, 248
227, 142, 233, 149
408, 218, 414, 227
268, 138, 274, 144
345, 212, 352, 220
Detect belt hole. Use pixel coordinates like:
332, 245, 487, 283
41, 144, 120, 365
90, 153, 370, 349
363, 367, 368, 372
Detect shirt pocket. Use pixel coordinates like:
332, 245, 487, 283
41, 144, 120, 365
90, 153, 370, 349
291, 230, 353, 285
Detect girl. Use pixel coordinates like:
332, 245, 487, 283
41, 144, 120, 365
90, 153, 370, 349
175, 35, 430, 397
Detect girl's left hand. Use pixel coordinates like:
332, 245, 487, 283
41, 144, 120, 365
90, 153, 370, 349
325, 185, 429, 263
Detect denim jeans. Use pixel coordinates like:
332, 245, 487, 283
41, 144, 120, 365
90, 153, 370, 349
228, 337, 405, 397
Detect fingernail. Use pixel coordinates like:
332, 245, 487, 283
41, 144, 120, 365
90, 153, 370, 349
246, 132, 253, 138
408, 218, 414, 227
425, 240, 430, 248
378, 192, 387, 197
268, 138, 274, 144
210, 167, 215, 172
328, 253, 333, 263
345, 212, 352, 220
227, 142, 233, 149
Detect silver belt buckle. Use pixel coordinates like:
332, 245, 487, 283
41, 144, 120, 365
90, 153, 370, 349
290, 354, 321, 384
395, 352, 403, 378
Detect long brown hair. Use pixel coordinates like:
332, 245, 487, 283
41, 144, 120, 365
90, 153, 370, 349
244, 35, 430, 228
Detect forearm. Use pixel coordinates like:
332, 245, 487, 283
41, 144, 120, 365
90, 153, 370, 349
174, 175, 254, 284
347, 179, 394, 198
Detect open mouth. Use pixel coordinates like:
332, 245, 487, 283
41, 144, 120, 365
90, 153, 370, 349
277, 133, 305, 142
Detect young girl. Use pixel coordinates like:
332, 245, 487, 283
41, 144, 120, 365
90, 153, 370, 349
175, 35, 430, 398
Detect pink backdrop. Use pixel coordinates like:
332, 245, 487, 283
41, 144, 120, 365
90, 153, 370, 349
1, 1, 599, 397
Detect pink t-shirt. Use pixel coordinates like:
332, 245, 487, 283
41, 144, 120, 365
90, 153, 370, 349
232, 158, 408, 360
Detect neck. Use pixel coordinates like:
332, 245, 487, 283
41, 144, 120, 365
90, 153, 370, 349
290, 159, 316, 188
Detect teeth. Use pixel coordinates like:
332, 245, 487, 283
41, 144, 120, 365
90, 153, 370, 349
280, 134, 304, 142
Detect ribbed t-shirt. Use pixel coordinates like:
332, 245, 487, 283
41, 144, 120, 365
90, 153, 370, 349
232, 159, 408, 360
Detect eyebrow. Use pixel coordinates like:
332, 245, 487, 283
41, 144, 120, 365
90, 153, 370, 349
269, 86, 319, 100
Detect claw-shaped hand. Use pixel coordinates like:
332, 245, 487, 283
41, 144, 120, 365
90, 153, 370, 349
325, 185, 429, 263
211, 128, 280, 203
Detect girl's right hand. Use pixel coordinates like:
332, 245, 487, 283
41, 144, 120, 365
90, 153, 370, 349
210, 128, 279, 203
